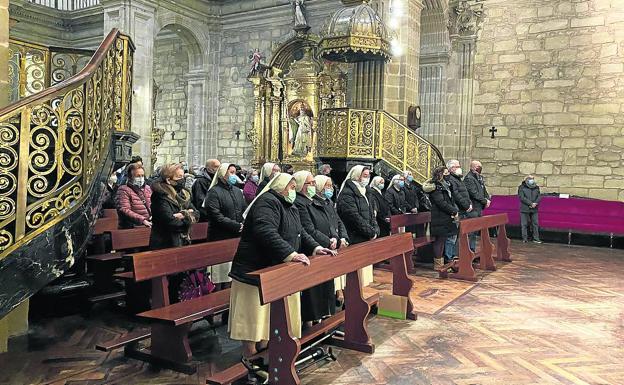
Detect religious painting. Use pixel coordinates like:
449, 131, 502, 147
287, 99, 314, 157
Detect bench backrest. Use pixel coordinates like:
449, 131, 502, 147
130, 237, 240, 282
250, 233, 414, 305
459, 213, 508, 235
389, 212, 431, 233
101, 209, 118, 219
94, 217, 118, 235
107, 222, 210, 251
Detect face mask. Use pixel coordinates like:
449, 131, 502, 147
397, 180, 405, 188
228, 175, 238, 185
376, 183, 385, 190
323, 189, 334, 200
132, 177, 144, 187
285, 189, 296, 204
359, 178, 370, 188
454, 168, 463, 176
527, 179, 535, 186
306, 186, 316, 198
251, 175, 259, 183
443, 174, 450, 182
475, 166, 482, 174
108, 175, 117, 185
407, 176, 414, 182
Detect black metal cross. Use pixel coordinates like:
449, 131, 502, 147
489, 126, 497, 139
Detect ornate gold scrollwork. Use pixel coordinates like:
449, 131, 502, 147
0, 30, 134, 260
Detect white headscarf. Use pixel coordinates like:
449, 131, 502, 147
208, 163, 232, 191
259, 162, 276, 182
370, 176, 384, 194
338, 165, 366, 198
243, 172, 295, 218
293, 170, 312, 193
314, 175, 331, 195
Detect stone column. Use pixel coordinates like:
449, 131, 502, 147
383, 0, 424, 124
102, 0, 156, 171
185, 70, 209, 168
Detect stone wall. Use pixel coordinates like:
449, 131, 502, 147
153, 34, 190, 166
471, 0, 624, 201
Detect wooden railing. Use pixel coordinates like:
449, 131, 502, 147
317, 108, 445, 184
0, 29, 134, 261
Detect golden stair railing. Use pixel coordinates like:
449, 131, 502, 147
8, 38, 95, 103
317, 108, 445, 184
0, 28, 134, 261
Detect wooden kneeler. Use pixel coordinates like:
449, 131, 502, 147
249, 232, 416, 385
440, 213, 512, 281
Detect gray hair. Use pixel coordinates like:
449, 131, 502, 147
446, 159, 460, 169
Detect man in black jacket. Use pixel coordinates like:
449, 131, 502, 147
463, 160, 490, 251
191, 159, 220, 221
518, 175, 542, 243
446, 159, 472, 257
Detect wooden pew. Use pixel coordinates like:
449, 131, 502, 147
97, 238, 239, 374
388, 212, 433, 273
439, 213, 511, 281
247, 232, 415, 385
101, 208, 118, 219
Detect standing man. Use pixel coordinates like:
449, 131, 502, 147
463, 160, 490, 251
403, 170, 420, 214
192, 159, 221, 221
518, 175, 542, 243
446, 160, 472, 257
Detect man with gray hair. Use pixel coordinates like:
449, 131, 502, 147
463, 160, 490, 251
446, 159, 472, 260
192, 158, 221, 221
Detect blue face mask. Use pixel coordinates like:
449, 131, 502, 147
251, 175, 259, 183
228, 175, 238, 185
324, 189, 334, 200
407, 176, 414, 182
398, 181, 405, 188
527, 179, 535, 186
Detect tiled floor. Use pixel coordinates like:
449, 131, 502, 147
1, 241, 623, 385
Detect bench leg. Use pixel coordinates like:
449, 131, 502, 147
390, 252, 416, 320
443, 234, 477, 282
332, 270, 374, 354
138, 323, 194, 372
268, 298, 301, 385
496, 225, 512, 262
479, 228, 496, 271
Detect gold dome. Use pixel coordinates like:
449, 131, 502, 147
319, 0, 391, 62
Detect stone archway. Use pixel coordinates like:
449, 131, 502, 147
151, 24, 205, 169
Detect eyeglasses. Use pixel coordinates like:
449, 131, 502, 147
304, 181, 316, 186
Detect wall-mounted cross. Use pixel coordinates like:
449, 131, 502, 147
489, 126, 497, 139
234, 130, 241, 140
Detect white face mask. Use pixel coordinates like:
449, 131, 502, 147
359, 178, 370, 187
132, 176, 145, 187
454, 168, 463, 176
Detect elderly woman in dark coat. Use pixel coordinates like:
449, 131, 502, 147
384, 174, 410, 215
204, 163, 247, 285
228, 173, 336, 364
423, 166, 459, 270
336, 165, 379, 286
368, 176, 391, 237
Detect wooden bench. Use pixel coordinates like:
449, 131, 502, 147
101, 208, 118, 219
388, 212, 434, 273
206, 232, 415, 385
96, 237, 239, 374
439, 213, 511, 281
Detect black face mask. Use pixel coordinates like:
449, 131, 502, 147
475, 166, 482, 174
172, 180, 184, 192
443, 174, 450, 182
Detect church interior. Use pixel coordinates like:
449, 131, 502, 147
0, 0, 623, 384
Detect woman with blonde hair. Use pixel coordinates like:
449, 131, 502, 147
228, 172, 336, 368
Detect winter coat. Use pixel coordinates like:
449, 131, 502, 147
257, 177, 270, 193
191, 172, 213, 221
336, 180, 379, 244
243, 180, 259, 204
463, 171, 490, 217
204, 179, 247, 241
518, 181, 541, 213
368, 187, 391, 237
448, 174, 471, 212
384, 186, 409, 215
115, 184, 152, 228
230, 189, 320, 286
149, 181, 199, 250
303, 195, 349, 248
404, 182, 420, 212
425, 180, 459, 237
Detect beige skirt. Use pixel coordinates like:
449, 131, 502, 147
334, 264, 373, 291
228, 279, 301, 342
209, 262, 232, 284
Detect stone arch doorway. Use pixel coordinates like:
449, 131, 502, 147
151, 24, 205, 170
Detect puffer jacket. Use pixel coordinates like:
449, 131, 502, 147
115, 184, 152, 228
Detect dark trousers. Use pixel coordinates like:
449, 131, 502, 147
521, 211, 540, 241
